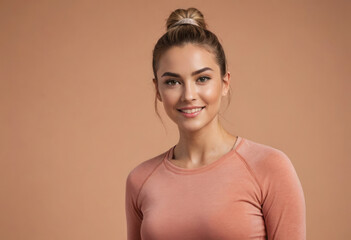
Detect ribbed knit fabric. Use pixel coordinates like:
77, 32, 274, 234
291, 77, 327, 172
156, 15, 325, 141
125, 136, 306, 240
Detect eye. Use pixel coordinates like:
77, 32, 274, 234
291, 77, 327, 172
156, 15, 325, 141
165, 79, 180, 86
197, 76, 211, 83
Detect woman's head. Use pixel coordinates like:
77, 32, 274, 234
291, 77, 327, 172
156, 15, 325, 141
152, 7, 231, 127
152, 8, 227, 80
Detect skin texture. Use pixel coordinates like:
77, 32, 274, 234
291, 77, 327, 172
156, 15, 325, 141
153, 43, 238, 169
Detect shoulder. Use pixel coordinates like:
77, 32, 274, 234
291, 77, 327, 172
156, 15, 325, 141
236, 137, 297, 182
125, 149, 169, 195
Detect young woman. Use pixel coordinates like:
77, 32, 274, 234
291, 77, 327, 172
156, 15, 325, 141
125, 7, 306, 240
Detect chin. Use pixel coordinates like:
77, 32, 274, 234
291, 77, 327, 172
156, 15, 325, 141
169, 111, 218, 133
176, 121, 208, 133
179, 126, 201, 132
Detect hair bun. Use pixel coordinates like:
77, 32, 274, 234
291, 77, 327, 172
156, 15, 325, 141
166, 7, 207, 31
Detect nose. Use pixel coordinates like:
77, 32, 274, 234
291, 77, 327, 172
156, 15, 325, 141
181, 81, 196, 102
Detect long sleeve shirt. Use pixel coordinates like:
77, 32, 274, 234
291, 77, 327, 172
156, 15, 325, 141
125, 136, 306, 240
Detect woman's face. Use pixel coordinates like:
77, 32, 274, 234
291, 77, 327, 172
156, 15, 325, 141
154, 43, 230, 132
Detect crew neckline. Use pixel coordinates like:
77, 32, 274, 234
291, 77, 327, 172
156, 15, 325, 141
163, 136, 244, 174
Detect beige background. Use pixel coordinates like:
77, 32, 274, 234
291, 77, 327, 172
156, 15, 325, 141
1, 0, 350, 239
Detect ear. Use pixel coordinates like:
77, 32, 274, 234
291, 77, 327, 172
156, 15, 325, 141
153, 78, 162, 102
221, 71, 230, 96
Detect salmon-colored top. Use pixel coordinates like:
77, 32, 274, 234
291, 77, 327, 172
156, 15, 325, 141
125, 136, 306, 240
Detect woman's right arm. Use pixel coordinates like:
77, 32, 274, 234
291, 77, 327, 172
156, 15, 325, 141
125, 172, 143, 240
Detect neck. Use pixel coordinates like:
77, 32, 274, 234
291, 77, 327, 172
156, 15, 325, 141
174, 116, 236, 163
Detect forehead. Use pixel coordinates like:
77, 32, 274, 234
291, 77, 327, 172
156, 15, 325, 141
157, 44, 219, 77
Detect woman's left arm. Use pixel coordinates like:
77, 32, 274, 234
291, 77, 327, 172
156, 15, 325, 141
261, 150, 306, 240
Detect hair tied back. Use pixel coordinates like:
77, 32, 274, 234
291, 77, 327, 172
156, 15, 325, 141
169, 18, 200, 29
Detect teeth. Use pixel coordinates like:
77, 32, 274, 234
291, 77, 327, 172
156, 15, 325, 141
180, 107, 203, 113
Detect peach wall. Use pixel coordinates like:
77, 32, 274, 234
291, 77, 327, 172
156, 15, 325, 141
1, 0, 350, 239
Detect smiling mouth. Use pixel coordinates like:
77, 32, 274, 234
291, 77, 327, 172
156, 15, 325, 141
177, 107, 205, 114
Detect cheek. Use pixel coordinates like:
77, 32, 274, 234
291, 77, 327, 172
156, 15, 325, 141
201, 84, 222, 104
161, 89, 180, 107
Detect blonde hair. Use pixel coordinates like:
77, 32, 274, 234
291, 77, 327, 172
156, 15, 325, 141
152, 7, 232, 120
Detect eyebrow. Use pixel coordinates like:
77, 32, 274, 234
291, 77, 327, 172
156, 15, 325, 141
161, 67, 213, 78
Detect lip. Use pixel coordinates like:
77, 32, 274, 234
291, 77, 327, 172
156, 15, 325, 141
177, 106, 205, 118
177, 106, 205, 110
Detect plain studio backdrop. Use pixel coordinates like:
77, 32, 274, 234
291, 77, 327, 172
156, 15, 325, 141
1, 0, 350, 239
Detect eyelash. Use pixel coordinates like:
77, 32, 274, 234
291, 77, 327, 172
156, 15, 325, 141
197, 76, 211, 83
165, 76, 211, 86
165, 79, 180, 86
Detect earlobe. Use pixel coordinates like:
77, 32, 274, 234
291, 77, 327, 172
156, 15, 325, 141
222, 72, 231, 96
157, 92, 162, 102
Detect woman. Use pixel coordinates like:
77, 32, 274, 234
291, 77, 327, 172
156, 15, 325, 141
125, 7, 306, 240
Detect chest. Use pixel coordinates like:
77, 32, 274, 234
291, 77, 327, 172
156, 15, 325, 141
139, 168, 266, 240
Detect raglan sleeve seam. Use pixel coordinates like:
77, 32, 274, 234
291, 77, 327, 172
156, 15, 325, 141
235, 151, 264, 205
135, 157, 165, 208
125, 170, 144, 222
